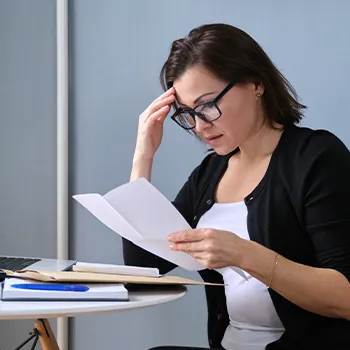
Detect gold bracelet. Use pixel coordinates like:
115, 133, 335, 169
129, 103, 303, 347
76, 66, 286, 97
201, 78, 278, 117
267, 254, 280, 288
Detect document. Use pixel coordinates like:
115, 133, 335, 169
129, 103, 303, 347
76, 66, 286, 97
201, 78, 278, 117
73, 262, 160, 277
73, 178, 246, 279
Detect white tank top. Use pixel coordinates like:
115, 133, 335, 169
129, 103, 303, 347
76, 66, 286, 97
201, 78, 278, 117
196, 201, 285, 350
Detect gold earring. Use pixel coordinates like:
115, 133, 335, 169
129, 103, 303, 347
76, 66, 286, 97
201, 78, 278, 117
257, 92, 262, 97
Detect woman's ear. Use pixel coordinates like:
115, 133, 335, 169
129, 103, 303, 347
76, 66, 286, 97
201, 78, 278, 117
255, 81, 265, 96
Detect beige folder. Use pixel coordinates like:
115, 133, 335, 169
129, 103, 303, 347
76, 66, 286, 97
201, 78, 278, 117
2, 269, 224, 286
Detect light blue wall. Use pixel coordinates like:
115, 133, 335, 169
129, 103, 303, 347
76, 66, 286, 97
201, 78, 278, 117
0, 0, 57, 349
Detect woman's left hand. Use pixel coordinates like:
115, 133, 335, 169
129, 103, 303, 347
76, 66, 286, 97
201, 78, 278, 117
168, 228, 244, 269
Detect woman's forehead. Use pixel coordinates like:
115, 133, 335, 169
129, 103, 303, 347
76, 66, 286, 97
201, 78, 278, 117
173, 66, 224, 106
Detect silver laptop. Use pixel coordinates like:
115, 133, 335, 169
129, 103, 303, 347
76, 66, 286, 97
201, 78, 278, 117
0, 255, 76, 272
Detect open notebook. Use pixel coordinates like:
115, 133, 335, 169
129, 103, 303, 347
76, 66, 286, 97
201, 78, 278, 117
1, 278, 128, 301
2, 269, 223, 286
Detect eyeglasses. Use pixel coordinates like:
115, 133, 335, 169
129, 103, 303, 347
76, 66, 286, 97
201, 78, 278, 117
170, 83, 235, 130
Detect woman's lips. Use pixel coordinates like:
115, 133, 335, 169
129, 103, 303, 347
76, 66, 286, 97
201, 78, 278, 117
205, 134, 223, 145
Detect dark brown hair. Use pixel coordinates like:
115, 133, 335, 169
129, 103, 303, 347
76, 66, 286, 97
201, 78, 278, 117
160, 23, 306, 128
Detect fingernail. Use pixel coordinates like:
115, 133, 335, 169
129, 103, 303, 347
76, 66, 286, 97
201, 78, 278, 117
170, 244, 174, 249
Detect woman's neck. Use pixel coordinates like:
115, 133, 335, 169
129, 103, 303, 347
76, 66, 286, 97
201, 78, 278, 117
237, 123, 284, 162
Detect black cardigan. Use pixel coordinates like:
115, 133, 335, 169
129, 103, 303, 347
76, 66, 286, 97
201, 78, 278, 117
123, 125, 350, 350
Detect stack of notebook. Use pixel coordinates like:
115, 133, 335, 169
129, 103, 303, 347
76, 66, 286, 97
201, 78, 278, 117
1, 263, 154, 301
1, 277, 128, 301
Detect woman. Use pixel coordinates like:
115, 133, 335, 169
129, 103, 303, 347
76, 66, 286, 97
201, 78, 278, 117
123, 23, 350, 350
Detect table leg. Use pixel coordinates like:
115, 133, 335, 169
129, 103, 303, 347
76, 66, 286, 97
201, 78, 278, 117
34, 319, 60, 350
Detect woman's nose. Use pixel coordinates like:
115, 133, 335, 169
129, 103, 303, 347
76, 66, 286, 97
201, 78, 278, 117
194, 115, 211, 134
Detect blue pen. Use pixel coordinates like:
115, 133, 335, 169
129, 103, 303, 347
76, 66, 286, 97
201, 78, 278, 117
11, 284, 89, 292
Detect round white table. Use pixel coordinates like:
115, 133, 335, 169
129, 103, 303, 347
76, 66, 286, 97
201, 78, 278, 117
0, 286, 187, 349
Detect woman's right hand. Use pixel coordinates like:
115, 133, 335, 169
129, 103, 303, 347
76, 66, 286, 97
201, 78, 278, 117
133, 87, 175, 162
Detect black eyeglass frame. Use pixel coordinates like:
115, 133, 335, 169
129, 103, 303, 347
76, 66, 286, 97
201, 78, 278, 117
170, 82, 235, 130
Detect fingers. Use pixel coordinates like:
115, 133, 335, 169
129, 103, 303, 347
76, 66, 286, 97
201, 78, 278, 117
148, 88, 175, 113
169, 230, 206, 254
184, 250, 219, 270
146, 105, 170, 125
192, 255, 214, 269
141, 89, 175, 125
156, 106, 170, 123
153, 87, 175, 104
168, 229, 205, 243
148, 95, 175, 116
170, 241, 205, 253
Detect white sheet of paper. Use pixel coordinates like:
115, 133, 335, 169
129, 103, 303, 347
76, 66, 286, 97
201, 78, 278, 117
73, 178, 247, 278
103, 178, 191, 239
73, 261, 160, 277
72, 193, 143, 242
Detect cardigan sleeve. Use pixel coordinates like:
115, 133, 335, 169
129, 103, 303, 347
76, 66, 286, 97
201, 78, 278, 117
301, 131, 350, 281
122, 165, 199, 275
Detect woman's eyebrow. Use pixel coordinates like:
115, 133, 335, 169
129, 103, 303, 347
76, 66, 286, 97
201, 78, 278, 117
193, 91, 217, 104
176, 91, 217, 107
